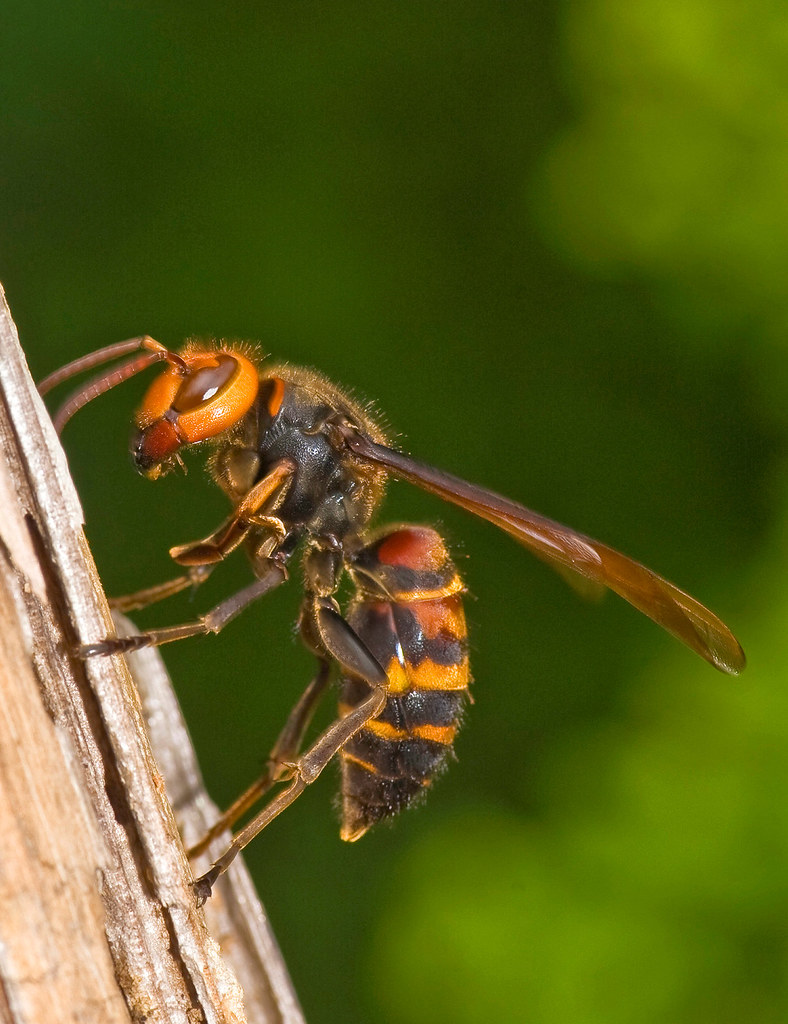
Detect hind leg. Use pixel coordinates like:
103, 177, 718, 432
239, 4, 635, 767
193, 595, 390, 901
188, 657, 332, 858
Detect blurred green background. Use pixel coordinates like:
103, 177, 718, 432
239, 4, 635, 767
2, 2, 785, 1022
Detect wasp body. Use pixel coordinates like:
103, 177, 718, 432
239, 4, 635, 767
39, 336, 744, 898
339, 525, 468, 841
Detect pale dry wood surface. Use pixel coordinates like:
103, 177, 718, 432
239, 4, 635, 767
0, 284, 306, 1024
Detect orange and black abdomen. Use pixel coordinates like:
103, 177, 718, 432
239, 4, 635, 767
339, 526, 470, 841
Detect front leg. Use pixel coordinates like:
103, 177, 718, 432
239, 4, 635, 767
169, 459, 294, 566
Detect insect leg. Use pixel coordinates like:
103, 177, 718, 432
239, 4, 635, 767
167, 460, 293, 567
79, 558, 288, 657
193, 605, 389, 901
188, 658, 331, 859
109, 565, 215, 613
194, 679, 387, 902
190, 541, 384, 859
80, 461, 295, 653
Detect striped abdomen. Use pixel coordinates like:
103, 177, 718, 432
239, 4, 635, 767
339, 526, 470, 841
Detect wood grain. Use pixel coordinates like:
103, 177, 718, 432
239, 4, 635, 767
0, 284, 305, 1024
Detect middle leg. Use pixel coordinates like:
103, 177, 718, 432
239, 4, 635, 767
80, 558, 289, 657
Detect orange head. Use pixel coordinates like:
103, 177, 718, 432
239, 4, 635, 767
132, 348, 259, 478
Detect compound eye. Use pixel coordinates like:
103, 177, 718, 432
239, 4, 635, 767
174, 351, 259, 445
173, 355, 237, 412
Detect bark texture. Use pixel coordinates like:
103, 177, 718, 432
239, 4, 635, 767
0, 284, 305, 1024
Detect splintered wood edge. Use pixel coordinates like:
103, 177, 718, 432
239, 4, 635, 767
0, 283, 305, 1024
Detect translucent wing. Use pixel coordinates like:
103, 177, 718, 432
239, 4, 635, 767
340, 428, 745, 675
